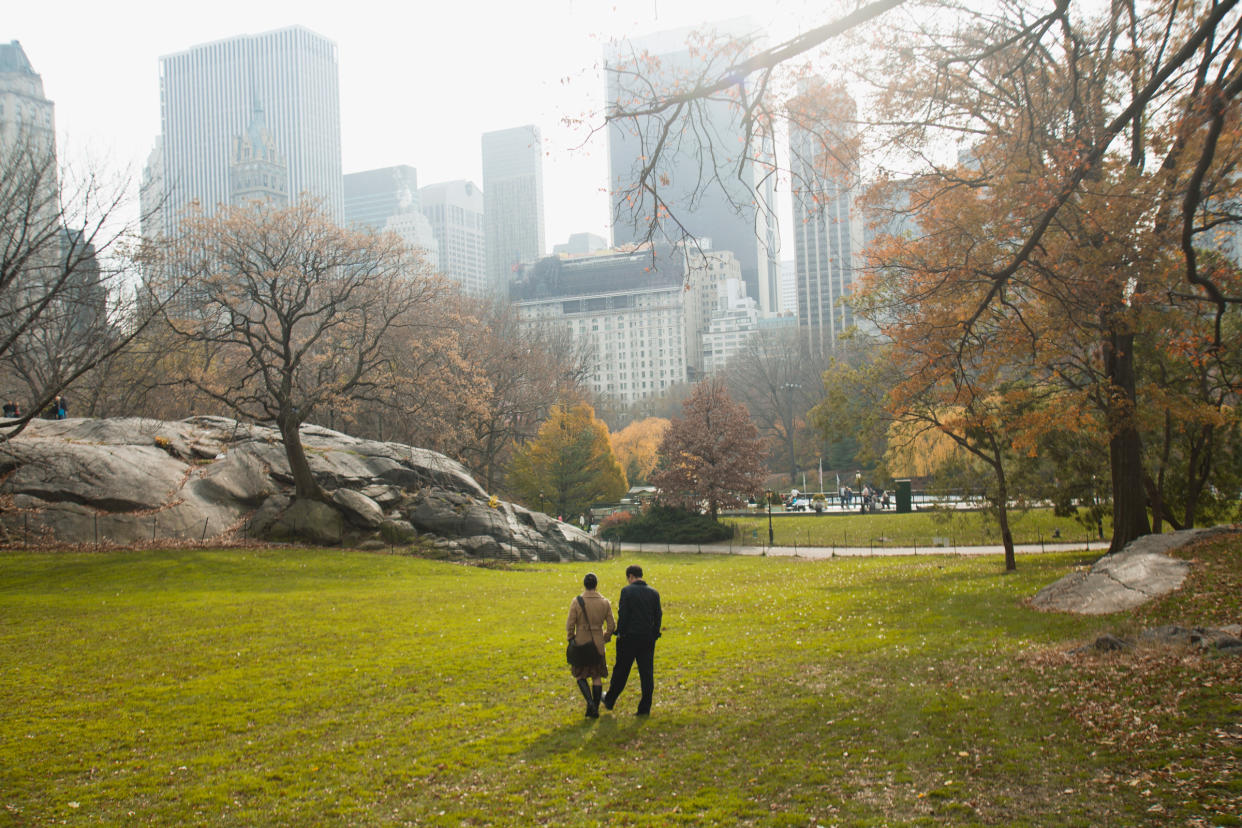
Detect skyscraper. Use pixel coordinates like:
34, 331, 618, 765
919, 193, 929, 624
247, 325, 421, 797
344, 166, 438, 270
606, 23, 780, 314
0, 40, 56, 229
151, 26, 343, 237
344, 165, 420, 231
420, 180, 487, 296
0, 41, 54, 153
0, 43, 106, 344
789, 84, 863, 355
482, 125, 545, 295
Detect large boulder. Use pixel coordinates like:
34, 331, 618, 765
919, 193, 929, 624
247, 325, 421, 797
1030, 527, 1230, 614
0, 416, 604, 561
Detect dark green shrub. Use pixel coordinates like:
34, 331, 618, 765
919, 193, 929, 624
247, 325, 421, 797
599, 504, 732, 543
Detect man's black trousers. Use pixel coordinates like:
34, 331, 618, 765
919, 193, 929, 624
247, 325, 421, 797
606, 637, 656, 714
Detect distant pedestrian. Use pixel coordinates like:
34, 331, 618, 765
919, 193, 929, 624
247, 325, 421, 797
53, 395, 67, 419
603, 564, 662, 716
2, 401, 18, 418
566, 572, 615, 719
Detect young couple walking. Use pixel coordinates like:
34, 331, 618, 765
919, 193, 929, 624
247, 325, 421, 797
566, 565, 662, 718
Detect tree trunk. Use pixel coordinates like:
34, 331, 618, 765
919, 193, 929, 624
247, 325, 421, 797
279, 412, 323, 501
1150, 411, 1173, 533
1183, 424, 1214, 529
1144, 473, 1184, 532
1105, 331, 1151, 553
787, 430, 798, 488
994, 462, 1016, 571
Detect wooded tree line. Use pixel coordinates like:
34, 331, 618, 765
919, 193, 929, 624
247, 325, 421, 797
604, 0, 1242, 565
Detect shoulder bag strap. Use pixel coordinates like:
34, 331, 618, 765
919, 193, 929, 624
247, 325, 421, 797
576, 595, 590, 636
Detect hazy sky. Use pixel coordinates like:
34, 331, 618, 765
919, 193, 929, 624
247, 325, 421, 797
8, 0, 830, 251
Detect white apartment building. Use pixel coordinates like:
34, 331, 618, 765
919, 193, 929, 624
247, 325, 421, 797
383, 211, 440, 272
682, 246, 744, 377
511, 248, 687, 405
701, 279, 761, 375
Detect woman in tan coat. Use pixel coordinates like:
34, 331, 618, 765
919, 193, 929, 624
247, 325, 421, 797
567, 572, 616, 718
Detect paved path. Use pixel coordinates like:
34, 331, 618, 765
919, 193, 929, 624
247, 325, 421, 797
616, 540, 1099, 559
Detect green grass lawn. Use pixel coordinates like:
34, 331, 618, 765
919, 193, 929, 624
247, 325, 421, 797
726, 508, 1113, 549
1, 539, 1237, 826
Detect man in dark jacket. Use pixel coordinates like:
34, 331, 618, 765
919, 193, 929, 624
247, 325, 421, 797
603, 564, 662, 715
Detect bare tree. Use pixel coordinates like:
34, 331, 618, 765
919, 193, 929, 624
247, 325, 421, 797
454, 300, 594, 493
601, 0, 907, 254
722, 327, 824, 484
156, 201, 447, 501
0, 129, 170, 434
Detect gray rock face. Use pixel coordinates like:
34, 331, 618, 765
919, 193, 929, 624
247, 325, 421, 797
1030, 527, 1229, 614
331, 489, 384, 529
0, 416, 603, 561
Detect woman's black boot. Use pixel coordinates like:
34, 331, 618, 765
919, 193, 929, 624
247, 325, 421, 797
590, 685, 602, 718
577, 679, 594, 716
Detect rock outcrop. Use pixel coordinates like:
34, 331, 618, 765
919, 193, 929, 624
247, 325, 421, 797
1030, 527, 1233, 614
0, 416, 603, 561
1073, 624, 1242, 654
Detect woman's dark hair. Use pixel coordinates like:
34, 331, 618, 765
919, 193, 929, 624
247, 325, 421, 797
583, 572, 598, 590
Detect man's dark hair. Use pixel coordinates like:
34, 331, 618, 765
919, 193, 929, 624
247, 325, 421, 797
583, 572, 598, 589
626, 565, 643, 579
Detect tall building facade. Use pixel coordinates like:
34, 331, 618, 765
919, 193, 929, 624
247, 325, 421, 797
229, 104, 289, 207
790, 86, 863, 355
420, 180, 487, 296
0, 41, 54, 153
606, 23, 780, 314
152, 26, 343, 236
682, 247, 744, 377
779, 259, 798, 316
344, 166, 441, 276
344, 165, 420, 230
482, 125, 545, 295
0, 40, 56, 229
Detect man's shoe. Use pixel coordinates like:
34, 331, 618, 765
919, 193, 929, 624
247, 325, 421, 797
602, 693, 615, 711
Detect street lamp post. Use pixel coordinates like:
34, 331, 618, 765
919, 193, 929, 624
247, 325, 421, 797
765, 489, 774, 546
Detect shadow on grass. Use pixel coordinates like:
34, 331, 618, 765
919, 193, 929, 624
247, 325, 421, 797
520, 707, 658, 761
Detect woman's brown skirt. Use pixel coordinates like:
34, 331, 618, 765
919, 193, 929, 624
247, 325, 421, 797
570, 647, 608, 679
